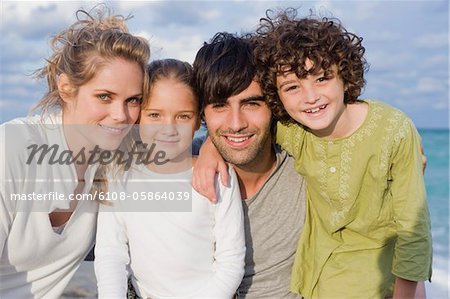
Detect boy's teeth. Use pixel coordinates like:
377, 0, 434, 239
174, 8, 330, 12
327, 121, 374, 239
306, 105, 326, 113
227, 136, 249, 142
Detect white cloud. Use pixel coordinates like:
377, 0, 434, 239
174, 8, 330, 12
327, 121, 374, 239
416, 77, 447, 93
413, 32, 449, 49
147, 33, 205, 63
0, 0, 448, 128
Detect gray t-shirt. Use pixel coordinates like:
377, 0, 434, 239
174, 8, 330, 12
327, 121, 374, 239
236, 147, 306, 298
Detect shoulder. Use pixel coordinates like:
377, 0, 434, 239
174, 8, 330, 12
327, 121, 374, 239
367, 100, 410, 122
364, 100, 417, 136
1, 113, 61, 147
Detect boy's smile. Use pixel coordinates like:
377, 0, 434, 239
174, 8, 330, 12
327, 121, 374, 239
276, 60, 351, 139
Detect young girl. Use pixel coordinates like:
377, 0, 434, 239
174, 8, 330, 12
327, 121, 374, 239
0, 6, 150, 298
94, 59, 245, 298
253, 8, 432, 299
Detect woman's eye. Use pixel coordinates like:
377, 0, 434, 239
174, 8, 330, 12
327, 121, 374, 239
97, 94, 110, 101
128, 97, 142, 105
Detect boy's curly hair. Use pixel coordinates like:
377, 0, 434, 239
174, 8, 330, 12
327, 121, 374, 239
253, 8, 369, 124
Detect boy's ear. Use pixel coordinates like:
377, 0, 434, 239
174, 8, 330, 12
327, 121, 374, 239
57, 73, 74, 103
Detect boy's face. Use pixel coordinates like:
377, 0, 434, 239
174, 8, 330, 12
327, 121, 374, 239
203, 80, 273, 168
276, 59, 347, 139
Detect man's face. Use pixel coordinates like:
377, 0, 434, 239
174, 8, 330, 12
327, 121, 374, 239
203, 80, 273, 167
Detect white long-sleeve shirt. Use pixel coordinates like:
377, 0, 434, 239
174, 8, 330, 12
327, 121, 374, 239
95, 164, 245, 299
0, 113, 98, 298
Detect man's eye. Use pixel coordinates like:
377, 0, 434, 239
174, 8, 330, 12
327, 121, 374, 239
212, 104, 226, 109
244, 102, 260, 107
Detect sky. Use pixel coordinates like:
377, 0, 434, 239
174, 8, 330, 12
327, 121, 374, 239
1, 0, 449, 129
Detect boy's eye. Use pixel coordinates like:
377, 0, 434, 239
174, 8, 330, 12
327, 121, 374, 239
284, 85, 299, 92
317, 76, 330, 83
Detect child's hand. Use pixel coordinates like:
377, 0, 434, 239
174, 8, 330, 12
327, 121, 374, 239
420, 143, 427, 174
192, 137, 229, 202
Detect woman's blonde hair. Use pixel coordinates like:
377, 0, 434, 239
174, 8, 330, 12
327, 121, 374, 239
32, 4, 150, 115
32, 5, 151, 201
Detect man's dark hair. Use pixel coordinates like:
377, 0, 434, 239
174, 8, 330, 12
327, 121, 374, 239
193, 32, 257, 111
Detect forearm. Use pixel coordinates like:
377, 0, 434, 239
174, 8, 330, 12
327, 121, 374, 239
195, 168, 245, 297
94, 209, 130, 298
392, 277, 418, 299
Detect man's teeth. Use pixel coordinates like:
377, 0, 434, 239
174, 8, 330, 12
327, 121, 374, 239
227, 136, 250, 142
306, 105, 326, 113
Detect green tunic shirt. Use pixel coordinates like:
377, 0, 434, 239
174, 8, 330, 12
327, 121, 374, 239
276, 100, 432, 299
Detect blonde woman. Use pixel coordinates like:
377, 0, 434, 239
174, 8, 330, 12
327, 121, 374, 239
0, 6, 150, 298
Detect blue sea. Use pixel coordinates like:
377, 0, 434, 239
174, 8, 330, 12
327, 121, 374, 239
420, 129, 450, 298
63, 129, 450, 298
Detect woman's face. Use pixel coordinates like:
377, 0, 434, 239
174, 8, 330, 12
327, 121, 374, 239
61, 58, 143, 151
139, 78, 199, 165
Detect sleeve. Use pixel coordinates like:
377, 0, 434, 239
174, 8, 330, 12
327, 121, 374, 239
191, 165, 246, 298
0, 184, 13, 259
0, 123, 20, 258
275, 121, 306, 158
94, 200, 130, 299
390, 118, 432, 281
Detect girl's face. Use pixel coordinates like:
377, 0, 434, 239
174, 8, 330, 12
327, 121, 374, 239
276, 59, 348, 139
139, 78, 200, 165
61, 58, 143, 151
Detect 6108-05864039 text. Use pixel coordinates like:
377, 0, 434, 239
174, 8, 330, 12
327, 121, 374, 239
9, 191, 192, 202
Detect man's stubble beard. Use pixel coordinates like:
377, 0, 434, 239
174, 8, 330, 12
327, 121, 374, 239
209, 128, 272, 168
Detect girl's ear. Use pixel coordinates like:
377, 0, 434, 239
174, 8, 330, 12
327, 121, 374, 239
57, 73, 74, 103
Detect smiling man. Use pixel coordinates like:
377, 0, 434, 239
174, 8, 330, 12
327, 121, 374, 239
192, 32, 306, 298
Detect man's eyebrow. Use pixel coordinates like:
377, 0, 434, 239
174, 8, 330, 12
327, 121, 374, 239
242, 95, 265, 102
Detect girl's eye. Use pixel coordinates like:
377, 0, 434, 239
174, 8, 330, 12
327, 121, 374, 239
147, 113, 160, 118
177, 114, 193, 120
